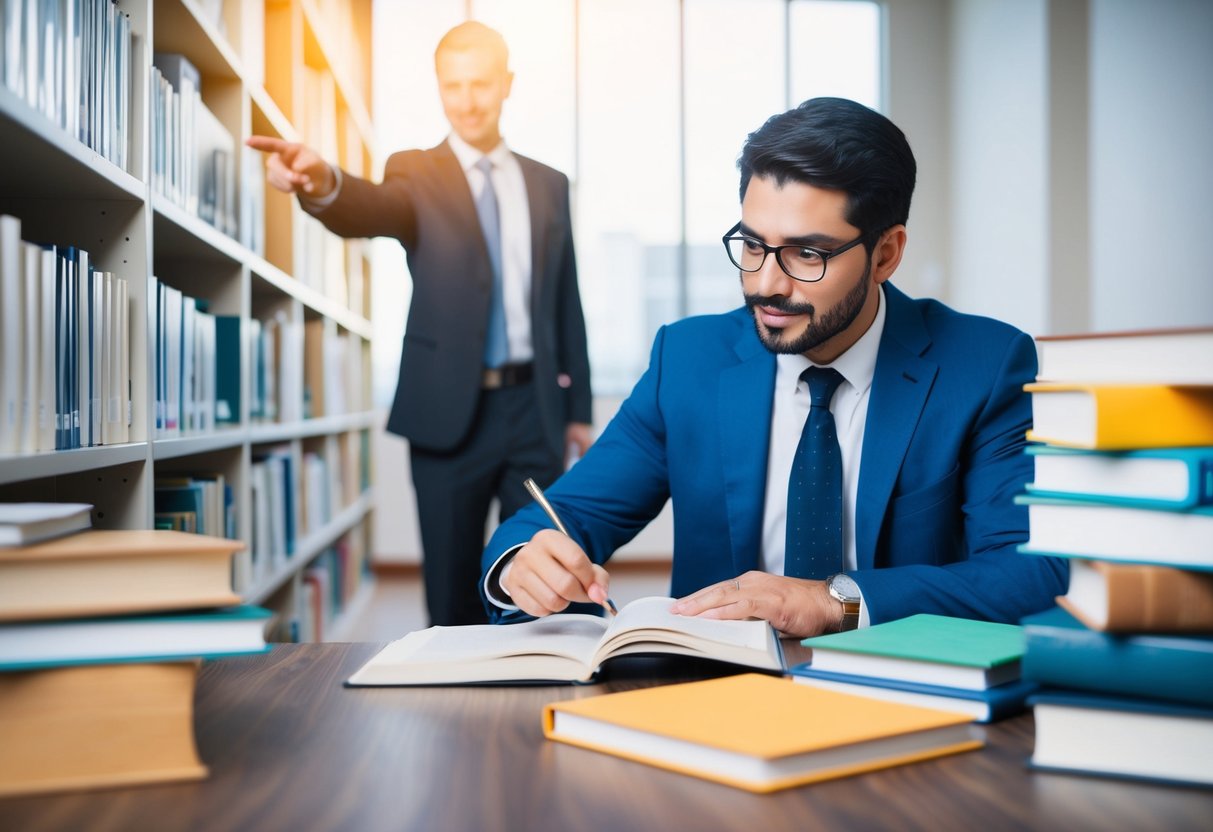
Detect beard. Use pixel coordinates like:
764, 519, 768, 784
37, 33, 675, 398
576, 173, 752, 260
744, 259, 872, 356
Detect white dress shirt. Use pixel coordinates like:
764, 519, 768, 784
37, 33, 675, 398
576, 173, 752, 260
446, 133, 534, 364
761, 284, 887, 627
309, 134, 535, 363
487, 286, 888, 627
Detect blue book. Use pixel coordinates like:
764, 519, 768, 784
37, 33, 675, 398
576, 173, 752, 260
788, 664, 1037, 723
1021, 607, 1213, 708
1017, 493, 1213, 571
1026, 444, 1213, 509
0, 606, 271, 671
1029, 689, 1213, 787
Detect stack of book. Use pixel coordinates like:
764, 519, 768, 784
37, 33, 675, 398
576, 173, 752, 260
0, 519, 269, 796
1016, 327, 1213, 787
789, 614, 1037, 723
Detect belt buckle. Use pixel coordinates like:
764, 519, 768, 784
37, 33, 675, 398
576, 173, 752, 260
482, 367, 504, 389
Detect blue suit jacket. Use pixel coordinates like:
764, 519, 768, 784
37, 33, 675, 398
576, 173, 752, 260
481, 284, 1068, 625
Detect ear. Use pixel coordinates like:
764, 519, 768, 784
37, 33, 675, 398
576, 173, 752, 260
502, 70, 515, 99
870, 225, 907, 285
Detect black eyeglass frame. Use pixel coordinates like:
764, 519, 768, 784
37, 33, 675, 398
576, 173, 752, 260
721, 221, 869, 284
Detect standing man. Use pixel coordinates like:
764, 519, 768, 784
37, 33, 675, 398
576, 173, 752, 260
480, 97, 1067, 635
249, 22, 593, 626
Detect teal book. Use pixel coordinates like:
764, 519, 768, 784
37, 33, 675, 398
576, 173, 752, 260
1026, 444, 1213, 509
1017, 493, 1213, 570
214, 315, 241, 423
1020, 607, 1213, 708
0, 605, 271, 671
799, 614, 1025, 690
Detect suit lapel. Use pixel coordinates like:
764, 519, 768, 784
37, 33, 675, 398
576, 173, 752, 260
855, 284, 938, 570
433, 141, 493, 292
517, 156, 548, 313
718, 329, 777, 575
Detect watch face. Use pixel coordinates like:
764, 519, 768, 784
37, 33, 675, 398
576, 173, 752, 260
829, 573, 861, 602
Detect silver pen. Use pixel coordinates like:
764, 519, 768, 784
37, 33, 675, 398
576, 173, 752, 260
523, 477, 618, 615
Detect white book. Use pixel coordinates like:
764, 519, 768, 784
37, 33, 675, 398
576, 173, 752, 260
181, 296, 195, 431
36, 246, 56, 451
100, 271, 113, 445
117, 277, 129, 442
0, 502, 92, 547
2, 0, 23, 94
0, 214, 23, 453
21, 242, 40, 452
90, 265, 103, 444
76, 250, 90, 446
165, 284, 181, 434
22, 0, 37, 107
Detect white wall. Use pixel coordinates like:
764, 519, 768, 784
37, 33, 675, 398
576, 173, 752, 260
1088, 0, 1213, 330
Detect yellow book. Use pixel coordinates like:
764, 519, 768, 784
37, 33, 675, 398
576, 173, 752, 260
0, 530, 243, 622
542, 674, 981, 793
0, 662, 207, 796
1025, 383, 1213, 449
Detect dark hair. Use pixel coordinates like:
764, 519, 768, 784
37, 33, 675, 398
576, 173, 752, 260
738, 97, 916, 246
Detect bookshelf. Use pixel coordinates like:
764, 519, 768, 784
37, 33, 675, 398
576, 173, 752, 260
0, 0, 376, 644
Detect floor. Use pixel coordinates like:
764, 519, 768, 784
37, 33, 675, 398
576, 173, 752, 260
341, 562, 673, 642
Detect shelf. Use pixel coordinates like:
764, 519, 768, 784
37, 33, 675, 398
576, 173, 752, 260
246, 488, 375, 605
0, 86, 144, 202
152, 194, 247, 264
324, 578, 377, 642
249, 255, 372, 338
154, 0, 244, 81
248, 411, 377, 444
0, 444, 149, 486
152, 427, 249, 459
250, 83, 300, 143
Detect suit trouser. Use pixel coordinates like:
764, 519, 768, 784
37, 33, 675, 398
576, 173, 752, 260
409, 384, 564, 626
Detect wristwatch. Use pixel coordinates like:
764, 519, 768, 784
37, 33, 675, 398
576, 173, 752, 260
826, 573, 861, 632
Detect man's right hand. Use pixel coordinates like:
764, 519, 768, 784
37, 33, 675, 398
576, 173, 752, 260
502, 529, 611, 617
246, 135, 335, 198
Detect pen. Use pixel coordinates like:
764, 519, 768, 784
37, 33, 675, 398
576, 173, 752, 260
522, 477, 618, 616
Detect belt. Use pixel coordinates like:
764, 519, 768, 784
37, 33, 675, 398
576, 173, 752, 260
482, 362, 534, 390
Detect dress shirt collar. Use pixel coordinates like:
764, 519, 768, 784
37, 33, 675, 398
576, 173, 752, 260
447, 132, 512, 173
774, 283, 887, 394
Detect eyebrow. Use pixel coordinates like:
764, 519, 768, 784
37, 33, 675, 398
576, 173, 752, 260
737, 222, 846, 248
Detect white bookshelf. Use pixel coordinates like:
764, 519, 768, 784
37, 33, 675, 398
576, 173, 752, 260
0, 0, 377, 643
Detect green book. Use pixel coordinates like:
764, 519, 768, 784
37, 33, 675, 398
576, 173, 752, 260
800, 614, 1026, 691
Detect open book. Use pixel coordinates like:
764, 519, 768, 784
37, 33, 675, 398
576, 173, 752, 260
346, 596, 785, 685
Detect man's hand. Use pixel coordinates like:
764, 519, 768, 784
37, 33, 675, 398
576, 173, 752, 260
564, 422, 594, 467
245, 135, 335, 198
668, 571, 842, 638
502, 529, 610, 617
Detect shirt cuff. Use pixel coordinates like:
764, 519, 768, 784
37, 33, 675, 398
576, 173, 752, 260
857, 594, 871, 629
483, 544, 526, 611
300, 164, 343, 209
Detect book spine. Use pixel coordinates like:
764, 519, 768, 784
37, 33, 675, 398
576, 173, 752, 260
1021, 624, 1213, 708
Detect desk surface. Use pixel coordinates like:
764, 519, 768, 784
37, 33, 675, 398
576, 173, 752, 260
1, 643, 1210, 831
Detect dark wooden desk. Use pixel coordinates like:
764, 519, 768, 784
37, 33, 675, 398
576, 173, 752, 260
1, 643, 1210, 831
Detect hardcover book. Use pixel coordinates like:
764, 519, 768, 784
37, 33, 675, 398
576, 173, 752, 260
1058, 558, 1213, 632
1024, 383, 1213, 450
1034, 327, 1213, 386
543, 673, 981, 793
0, 605, 270, 670
0, 661, 207, 797
1026, 444, 1213, 509
1029, 690, 1213, 787
346, 596, 784, 686
1020, 607, 1213, 708
0, 502, 91, 547
788, 666, 1037, 723
0, 529, 243, 622
799, 614, 1026, 690
1017, 494, 1213, 570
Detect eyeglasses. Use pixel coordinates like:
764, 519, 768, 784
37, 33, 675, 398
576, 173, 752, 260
721, 221, 867, 283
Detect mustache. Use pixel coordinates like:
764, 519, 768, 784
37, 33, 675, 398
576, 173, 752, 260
743, 293, 816, 317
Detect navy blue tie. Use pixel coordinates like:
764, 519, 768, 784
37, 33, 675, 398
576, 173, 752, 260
785, 366, 846, 579
474, 157, 509, 368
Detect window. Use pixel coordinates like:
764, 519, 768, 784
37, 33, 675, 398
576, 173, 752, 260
371, 0, 883, 402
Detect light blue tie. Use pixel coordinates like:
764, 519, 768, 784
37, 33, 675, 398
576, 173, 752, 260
474, 157, 509, 369
785, 367, 846, 579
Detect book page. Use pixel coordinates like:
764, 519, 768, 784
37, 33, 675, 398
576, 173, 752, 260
348, 614, 611, 685
594, 597, 781, 669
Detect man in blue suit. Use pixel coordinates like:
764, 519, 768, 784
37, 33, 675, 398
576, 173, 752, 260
480, 98, 1067, 636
